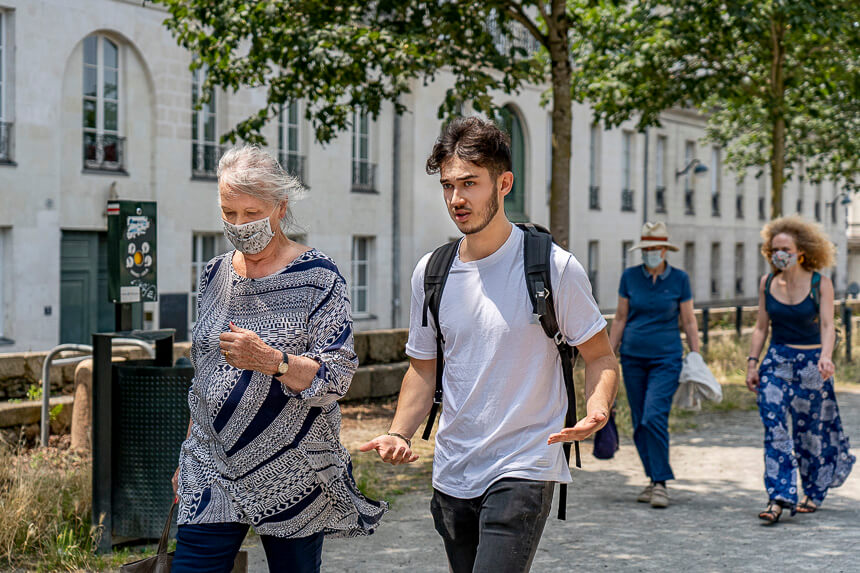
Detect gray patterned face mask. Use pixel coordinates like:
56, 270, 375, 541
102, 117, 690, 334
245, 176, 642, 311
222, 209, 277, 254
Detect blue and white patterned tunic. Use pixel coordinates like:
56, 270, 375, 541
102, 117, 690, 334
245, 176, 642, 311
177, 249, 387, 537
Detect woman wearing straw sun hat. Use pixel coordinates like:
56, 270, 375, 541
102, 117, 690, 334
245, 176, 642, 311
609, 222, 700, 508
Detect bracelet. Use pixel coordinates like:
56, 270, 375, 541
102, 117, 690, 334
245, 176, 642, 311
387, 432, 411, 449
747, 356, 759, 363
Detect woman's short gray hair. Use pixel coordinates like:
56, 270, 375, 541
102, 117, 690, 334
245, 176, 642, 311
217, 145, 304, 233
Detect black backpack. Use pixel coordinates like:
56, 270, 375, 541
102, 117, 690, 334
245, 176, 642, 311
420, 223, 581, 520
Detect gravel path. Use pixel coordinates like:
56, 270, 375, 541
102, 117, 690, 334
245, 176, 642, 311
245, 388, 860, 572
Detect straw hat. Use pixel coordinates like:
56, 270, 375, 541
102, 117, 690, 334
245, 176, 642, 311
629, 221, 679, 251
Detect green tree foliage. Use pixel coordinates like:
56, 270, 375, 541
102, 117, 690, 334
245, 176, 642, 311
154, 0, 580, 247
572, 0, 859, 217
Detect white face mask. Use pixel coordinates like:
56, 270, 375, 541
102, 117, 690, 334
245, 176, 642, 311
642, 250, 664, 269
222, 209, 277, 254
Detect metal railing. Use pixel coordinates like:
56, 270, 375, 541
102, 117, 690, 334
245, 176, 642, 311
351, 161, 377, 192
685, 189, 695, 215
588, 185, 600, 210
0, 121, 13, 162
83, 133, 125, 171
621, 188, 634, 212
279, 152, 306, 184
40, 338, 155, 446
192, 142, 224, 178
655, 186, 666, 213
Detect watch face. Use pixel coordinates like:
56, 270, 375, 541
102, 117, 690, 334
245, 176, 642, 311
278, 362, 289, 375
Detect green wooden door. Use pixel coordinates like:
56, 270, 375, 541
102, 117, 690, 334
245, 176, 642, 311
60, 231, 129, 343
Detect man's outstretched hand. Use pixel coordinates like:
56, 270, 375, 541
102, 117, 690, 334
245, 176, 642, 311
547, 411, 608, 445
359, 435, 420, 465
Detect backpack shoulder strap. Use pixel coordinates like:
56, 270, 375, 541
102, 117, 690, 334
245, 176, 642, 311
811, 271, 821, 311
422, 241, 459, 328
420, 240, 459, 441
517, 223, 581, 521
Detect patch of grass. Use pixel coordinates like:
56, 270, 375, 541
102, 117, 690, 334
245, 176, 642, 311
0, 439, 166, 572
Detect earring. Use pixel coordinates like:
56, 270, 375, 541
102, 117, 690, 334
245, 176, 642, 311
799, 254, 805, 263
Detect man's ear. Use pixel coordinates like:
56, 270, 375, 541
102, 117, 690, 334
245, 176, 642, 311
498, 171, 514, 197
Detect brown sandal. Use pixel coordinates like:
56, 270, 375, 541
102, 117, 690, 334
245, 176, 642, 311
758, 502, 783, 525
797, 497, 818, 513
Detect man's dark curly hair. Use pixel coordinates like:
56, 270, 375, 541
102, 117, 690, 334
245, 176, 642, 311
425, 116, 512, 180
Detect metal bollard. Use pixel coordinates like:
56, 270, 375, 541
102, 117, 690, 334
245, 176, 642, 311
844, 304, 852, 363
735, 305, 743, 337
702, 308, 710, 352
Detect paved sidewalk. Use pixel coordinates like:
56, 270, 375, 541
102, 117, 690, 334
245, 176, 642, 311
245, 389, 860, 572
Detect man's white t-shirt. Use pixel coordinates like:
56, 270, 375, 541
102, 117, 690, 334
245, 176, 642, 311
406, 224, 606, 498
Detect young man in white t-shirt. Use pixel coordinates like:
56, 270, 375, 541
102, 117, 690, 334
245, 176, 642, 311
360, 117, 618, 573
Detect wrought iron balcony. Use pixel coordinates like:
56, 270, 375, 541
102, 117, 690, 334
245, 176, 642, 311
0, 122, 13, 163
83, 133, 125, 172
351, 161, 377, 193
685, 189, 695, 215
711, 192, 721, 217
279, 152, 306, 184
192, 142, 224, 179
621, 188, 635, 212
589, 185, 600, 210
655, 186, 666, 213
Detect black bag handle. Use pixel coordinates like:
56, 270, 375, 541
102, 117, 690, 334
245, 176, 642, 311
157, 500, 177, 555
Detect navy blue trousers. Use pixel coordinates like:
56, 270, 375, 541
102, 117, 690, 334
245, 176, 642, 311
171, 522, 324, 573
621, 354, 682, 482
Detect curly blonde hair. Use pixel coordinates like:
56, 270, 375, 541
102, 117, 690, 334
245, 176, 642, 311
760, 215, 836, 272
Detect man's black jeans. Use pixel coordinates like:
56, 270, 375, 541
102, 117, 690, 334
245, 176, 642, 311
430, 477, 554, 573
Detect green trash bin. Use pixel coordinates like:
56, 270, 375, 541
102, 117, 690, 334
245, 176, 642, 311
111, 360, 193, 539
92, 330, 192, 551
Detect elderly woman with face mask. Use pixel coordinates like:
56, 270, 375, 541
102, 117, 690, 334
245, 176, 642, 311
609, 222, 699, 509
747, 216, 854, 525
169, 146, 386, 573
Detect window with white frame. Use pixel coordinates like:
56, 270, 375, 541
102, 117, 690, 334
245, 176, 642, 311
351, 112, 375, 192
815, 183, 822, 222
190, 233, 227, 326
192, 64, 218, 177
710, 242, 721, 297
0, 228, 5, 341
0, 11, 9, 163
589, 124, 600, 209
735, 177, 745, 219
684, 241, 696, 291
621, 131, 634, 211
351, 237, 372, 315
710, 147, 721, 216
621, 241, 633, 272
83, 35, 123, 171
758, 171, 767, 220
655, 135, 667, 213
684, 141, 695, 214
279, 100, 305, 183
797, 173, 805, 215
735, 243, 745, 296
587, 240, 599, 303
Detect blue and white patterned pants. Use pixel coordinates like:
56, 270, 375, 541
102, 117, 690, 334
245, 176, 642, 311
757, 344, 855, 508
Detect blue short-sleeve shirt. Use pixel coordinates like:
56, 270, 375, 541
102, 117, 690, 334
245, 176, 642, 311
619, 264, 692, 358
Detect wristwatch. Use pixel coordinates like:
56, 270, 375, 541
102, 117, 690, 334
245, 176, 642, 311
275, 351, 290, 376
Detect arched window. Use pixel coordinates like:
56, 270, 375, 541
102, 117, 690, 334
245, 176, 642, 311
497, 105, 527, 221
83, 35, 123, 171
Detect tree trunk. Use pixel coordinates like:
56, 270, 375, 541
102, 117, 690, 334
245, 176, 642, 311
769, 16, 787, 219
547, 0, 572, 249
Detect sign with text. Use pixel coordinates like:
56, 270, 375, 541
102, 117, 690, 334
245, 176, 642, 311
107, 200, 158, 303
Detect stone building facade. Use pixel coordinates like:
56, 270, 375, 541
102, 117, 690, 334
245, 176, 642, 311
0, 0, 848, 352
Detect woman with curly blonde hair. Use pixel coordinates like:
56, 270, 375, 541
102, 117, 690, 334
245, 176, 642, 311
747, 215, 854, 524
